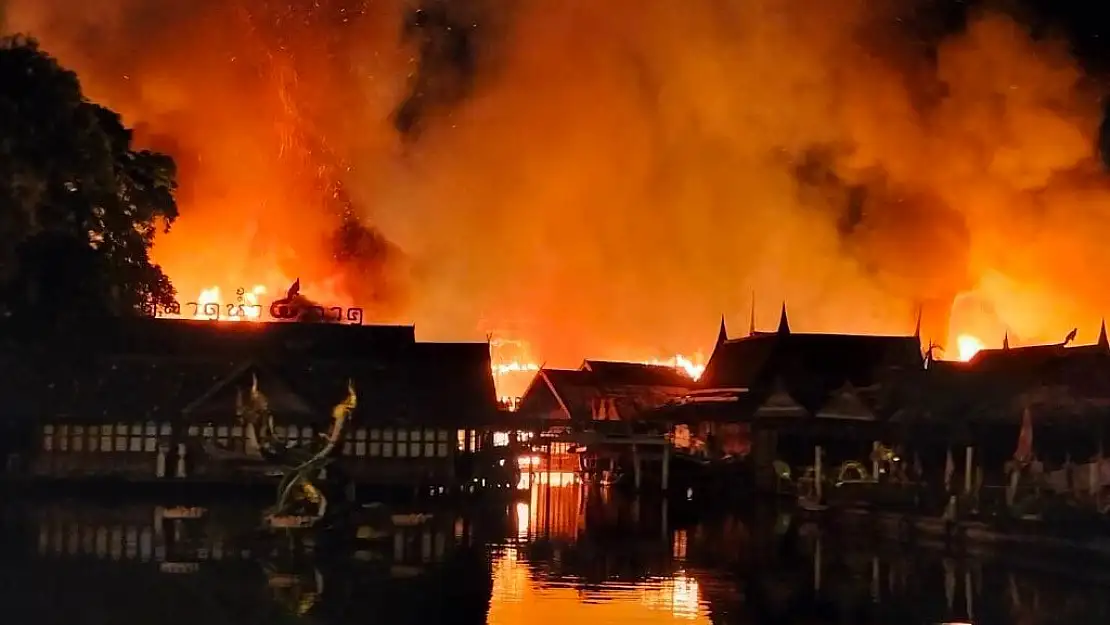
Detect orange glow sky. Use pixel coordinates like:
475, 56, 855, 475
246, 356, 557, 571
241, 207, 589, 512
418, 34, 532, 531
7, 0, 1110, 375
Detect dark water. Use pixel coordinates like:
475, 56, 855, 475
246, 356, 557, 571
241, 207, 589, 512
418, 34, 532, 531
0, 482, 1107, 625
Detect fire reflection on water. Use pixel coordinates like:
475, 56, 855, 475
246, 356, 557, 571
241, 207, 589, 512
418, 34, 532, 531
490, 482, 709, 625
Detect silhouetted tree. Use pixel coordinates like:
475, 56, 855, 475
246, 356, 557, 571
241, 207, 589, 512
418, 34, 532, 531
0, 35, 178, 323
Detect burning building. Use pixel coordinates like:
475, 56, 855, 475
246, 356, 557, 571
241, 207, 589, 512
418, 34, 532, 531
517, 360, 695, 425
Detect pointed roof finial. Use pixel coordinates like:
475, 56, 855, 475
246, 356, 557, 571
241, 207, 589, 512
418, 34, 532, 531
717, 315, 728, 344
749, 291, 756, 336
1099, 319, 1108, 350
1003, 332, 1010, 350
777, 301, 790, 334
913, 306, 922, 339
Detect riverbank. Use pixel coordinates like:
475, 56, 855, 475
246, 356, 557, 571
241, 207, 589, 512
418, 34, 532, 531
826, 506, 1110, 578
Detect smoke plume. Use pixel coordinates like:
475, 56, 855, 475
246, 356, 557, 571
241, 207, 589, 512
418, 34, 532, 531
5, 0, 1110, 363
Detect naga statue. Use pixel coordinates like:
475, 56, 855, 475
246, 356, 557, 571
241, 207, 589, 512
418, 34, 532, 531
207, 374, 357, 527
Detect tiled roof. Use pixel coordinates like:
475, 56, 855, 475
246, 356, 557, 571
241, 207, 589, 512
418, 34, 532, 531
580, 360, 694, 388
699, 332, 921, 413
913, 341, 1110, 424
0, 320, 498, 428
520, 362, 693, 422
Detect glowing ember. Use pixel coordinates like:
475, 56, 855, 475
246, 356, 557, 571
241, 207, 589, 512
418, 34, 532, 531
956, 334, 985, 361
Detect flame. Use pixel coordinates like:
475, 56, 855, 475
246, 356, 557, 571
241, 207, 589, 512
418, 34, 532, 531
956, 334, 985, 361
158, 285, 268, 321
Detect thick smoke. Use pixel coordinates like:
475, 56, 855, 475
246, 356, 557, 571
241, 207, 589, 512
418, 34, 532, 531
5, 0, 1110, 362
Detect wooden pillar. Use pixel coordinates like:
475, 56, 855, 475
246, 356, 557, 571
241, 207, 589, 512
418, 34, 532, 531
661, 436, 671, 492
813, 535, 822, 592
155, 445, 167, 478
872, 441, 880, 481
965, 569, 974, 621
964, 446, 974, 495
814, 445, 824, 501
175, 443, 187, 478
632, 444, 642, 491
871, 556, 880, 602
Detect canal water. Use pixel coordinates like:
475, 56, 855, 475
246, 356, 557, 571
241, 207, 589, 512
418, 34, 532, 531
0, 482, 1106, 625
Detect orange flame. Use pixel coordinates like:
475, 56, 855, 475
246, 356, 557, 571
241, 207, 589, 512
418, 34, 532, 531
956, 334, 985, 361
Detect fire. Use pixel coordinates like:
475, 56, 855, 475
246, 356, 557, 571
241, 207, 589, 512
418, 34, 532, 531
644, 355, 706, 381
956, 334, 985, 361
160, 285, 269, 321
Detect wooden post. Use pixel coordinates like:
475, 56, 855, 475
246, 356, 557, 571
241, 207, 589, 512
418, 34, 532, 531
155, 445, 167, 478
661, 436, 671, 492
872, 441, 880, 481
814, 445, 823, 501
871, 556, 880, 602
175, 443, 187, 478
964, 446, 973, 495
633, 444, 642, 491
813, 535, 822, 591
965, 569, 974, 621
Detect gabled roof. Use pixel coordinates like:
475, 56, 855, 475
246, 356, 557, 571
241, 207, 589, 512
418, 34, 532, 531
0, 321, 498, 427
0, 317, 417, 361
518, 360, 695, 422
580, 360, 693, 387
181, 360, 319, 419
753, 378, 807, 418
695, 304, 920, 417
816, 382, 875, 420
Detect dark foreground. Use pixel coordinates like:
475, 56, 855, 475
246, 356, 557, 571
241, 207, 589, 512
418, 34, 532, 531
0, 483, 1106, 625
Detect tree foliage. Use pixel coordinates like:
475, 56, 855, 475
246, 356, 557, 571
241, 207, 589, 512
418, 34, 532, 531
0, 35, 178, 322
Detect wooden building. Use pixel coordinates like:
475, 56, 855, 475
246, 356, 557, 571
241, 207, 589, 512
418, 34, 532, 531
896, 324, 1110, 489
516, 359, 694, 427
655, 305, 923, 483
0, 317, 498, 490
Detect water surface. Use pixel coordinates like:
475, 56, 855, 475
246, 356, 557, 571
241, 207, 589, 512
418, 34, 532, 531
1, 483, 1107, 625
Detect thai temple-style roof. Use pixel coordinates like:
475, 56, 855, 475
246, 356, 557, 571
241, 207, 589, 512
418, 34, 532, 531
517, 360, 695, 423
0, 317, 498, 428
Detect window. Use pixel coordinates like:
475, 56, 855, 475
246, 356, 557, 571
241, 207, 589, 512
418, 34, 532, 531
410, 441, 422, 457
437, 430, 449, 442
144, 421, 157, 452
160, 423, 172, 437
72, 426, 84, 452
89, 426, 100, 452
397, 430, 408, 443
457, 430, 467, 451
101, 425, 113, 452
437, 442, 449, 457
42, 425, 54, 452
188, 425, 199, 437
424, 442, 435, 457
58, 425, 69, 452
301, 427, 312, 439
343, 441, 353, 455
357, 428, 367, 441
369, 441, 381, 456
216, 426, 228, 446
397, 439, 408, 457
202, 425, 214, 438
356, 441, 366, 456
